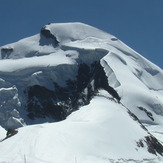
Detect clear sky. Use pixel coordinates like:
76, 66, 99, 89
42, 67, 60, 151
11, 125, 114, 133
0, 0, 163, 68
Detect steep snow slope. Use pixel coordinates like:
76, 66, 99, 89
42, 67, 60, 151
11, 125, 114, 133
0, 22, 163, 162
0, 96, 162, 163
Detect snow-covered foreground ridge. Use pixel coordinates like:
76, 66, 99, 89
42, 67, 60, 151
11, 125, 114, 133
0, 96, 163, 163
0, 22, 163, 162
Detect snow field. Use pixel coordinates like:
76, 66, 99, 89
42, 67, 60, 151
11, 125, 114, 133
0, 96, 162, 163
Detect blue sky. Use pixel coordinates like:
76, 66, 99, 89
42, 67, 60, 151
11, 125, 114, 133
0, 0, 163, 68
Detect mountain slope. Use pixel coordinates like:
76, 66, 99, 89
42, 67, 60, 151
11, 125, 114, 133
0, 22, 163, 162
0, 95, 162, 163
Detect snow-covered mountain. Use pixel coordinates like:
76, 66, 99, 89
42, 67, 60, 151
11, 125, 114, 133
0, 22, 163, 163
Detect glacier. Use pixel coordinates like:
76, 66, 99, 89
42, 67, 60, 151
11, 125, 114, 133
0, 22, 163, 163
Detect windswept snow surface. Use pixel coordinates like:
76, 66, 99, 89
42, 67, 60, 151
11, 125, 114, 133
44, 22, 112, 43
0, 50, 76, 72
0, 22, 163, 162
0, 96, 162, 163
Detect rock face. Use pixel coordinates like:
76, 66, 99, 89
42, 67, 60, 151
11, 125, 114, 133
40, 26, 59, 46
1, 47, 13, 59
26, 62, 121, 121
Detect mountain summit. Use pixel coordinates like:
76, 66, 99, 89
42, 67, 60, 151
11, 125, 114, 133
0, 22, 163, 163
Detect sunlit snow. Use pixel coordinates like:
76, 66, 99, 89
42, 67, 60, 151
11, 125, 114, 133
0, 22, 163, 163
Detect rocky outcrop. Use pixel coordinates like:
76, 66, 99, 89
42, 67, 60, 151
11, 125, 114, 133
40, 26, 59, 46
1, 47, 13, 59
26, 62, 121, 121
137, 136, 163, 156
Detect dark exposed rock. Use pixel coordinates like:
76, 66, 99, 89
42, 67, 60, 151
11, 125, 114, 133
137, 139, 144, 147
6, 129, 18, 137
137, 136, 163, 156
125, 106, 148, 132
40, 26, 59, 46
1, 47, 13, 53
0, 129, 18, 142
111, 37, 118, 41
93, 62, 121, 102
26, 62, 121, 121
138, 106, 154, 121
1, 47, 13, 59
27, 85, 66, 120
145, 136, 163, 156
